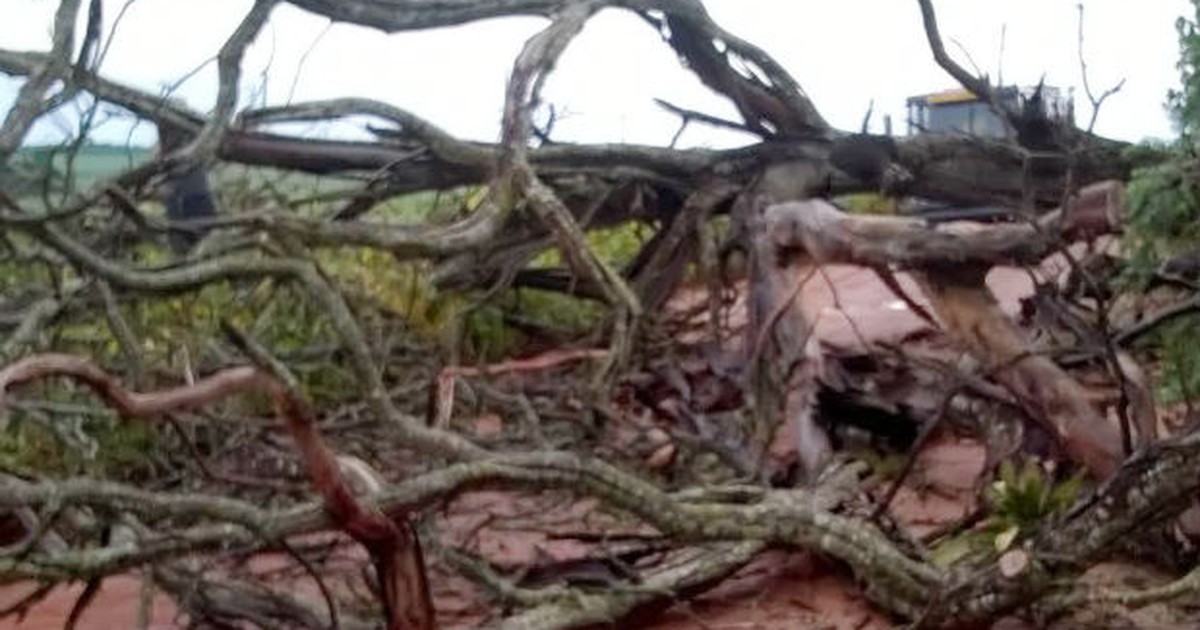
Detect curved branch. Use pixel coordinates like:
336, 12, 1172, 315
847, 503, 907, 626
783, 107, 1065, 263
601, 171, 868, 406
495, 3, 644, 319
5, 425, 1200, 625
285, 0, 573, 31
0, 353, 435, 630
240, 97, 492, 166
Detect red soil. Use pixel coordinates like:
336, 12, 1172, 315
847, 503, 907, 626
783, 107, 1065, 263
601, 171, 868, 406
0, 249, 1108, 629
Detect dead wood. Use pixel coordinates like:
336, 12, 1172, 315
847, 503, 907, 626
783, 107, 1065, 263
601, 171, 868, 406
759, 198, 1126, 478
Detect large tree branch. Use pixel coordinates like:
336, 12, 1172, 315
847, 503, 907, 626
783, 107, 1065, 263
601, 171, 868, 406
493, 2, 645, 327
656, 10, 829, 137
0, 46, 1133, 211
764, 181, 1127, 268
762, 197, 1127, 478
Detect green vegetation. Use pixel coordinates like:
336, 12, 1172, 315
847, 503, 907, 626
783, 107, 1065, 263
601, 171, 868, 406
932, 459, 1083, 566
983, 459, 1083, 545
1124, 141, 1200, 281
1121, 0, 1200, 405
1169, 1, 1200, 141
1124, 0, 1200, 267
1, 144, 653, 476
0, 407, 158, 478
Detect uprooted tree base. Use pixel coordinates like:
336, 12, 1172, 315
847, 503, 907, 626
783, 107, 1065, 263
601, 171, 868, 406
2, 0, 1199, 628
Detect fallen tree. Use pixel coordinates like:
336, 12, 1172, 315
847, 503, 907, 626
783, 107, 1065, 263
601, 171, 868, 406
1, 0, 1196, 628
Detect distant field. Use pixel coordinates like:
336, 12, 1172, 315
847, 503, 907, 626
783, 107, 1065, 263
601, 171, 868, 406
8, 144, 152, 190
8, 144, 362, 193
5, 144, 469, 223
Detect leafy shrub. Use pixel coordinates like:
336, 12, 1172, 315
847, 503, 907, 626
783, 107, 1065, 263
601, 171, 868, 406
1119, 0, 1200, 405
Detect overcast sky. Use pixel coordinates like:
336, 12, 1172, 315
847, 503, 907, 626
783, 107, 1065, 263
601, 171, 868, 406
0, 0, 1192, 149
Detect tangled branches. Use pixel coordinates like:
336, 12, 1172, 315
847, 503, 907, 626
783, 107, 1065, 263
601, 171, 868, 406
1, 1, 1196, 629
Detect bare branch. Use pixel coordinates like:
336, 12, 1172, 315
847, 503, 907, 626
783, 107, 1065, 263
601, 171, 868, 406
183, 0, 278, 162
914, 0, 1019, 138
1077, 2, 1126, 133
241, 97, 492, 166
0, 0, 84, 161
915, 0, 997, 103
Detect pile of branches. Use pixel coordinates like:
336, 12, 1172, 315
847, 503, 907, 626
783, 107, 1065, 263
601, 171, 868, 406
2, 1, 1199, 628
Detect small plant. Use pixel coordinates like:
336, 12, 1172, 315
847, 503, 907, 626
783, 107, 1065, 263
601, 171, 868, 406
931, 458, 1083, 567
984, 459, 1083, 551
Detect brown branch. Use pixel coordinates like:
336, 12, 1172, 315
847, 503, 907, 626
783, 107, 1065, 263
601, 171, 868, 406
916, 268, 1122, 478
431, 348, 609, 428
0, 43, 1134, 212
6, 197, 487, 468
5, 428, 1200, 626
0, 353, 434, 630
1115, 292, 1200, 346
154, 565, 376, 630
778, 203, 1048, 258
284, 0, 575, 32
762, 198, 1124, 478
653, 98, 757, 136
74, 0, 102, 70
929, 431, 1200, 624
240, 97, 491, 167
655, 9, 828, 137
761, 194, 1118, 270
631, 179, 740, 310
486, 0, 644, 381
915, 0, 995, 101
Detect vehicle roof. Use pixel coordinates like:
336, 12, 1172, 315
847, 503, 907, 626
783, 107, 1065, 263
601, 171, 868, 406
909, 87, 978, 105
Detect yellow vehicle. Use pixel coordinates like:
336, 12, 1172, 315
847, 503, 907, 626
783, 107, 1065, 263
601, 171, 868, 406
905, 85, 1074, 137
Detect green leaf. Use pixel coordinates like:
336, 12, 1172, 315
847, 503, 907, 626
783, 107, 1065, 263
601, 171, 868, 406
994, 524, 1020, 553
931, 535, 979, 567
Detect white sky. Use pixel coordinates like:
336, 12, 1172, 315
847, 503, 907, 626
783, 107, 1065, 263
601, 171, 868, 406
0, 0, 1192, 149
